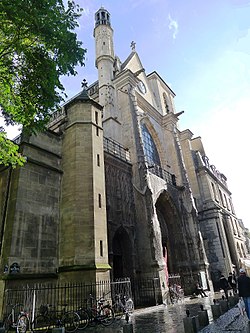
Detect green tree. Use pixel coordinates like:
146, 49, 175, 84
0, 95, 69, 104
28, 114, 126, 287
0, 0, 86, 167
0, 130, 26, 167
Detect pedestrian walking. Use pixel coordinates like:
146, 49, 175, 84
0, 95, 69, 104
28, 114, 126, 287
237, 268, 250, 320
219, 274, 229, 299
194, 283, 208, 297
228, 272, 237, 294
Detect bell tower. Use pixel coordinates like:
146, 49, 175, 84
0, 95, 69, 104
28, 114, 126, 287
94, 7, 119, 138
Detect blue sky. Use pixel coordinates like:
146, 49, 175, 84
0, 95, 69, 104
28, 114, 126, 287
63, 0, 250, 228
3, 0, 250, 228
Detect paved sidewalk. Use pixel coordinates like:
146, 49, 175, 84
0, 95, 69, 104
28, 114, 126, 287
199, 306, 250, 332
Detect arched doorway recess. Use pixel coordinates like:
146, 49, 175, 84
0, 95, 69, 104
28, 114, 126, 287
155, 192, 184, 277
112, 227, 133, 280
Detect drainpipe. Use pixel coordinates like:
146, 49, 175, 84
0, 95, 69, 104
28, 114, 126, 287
0, 167, 12, 255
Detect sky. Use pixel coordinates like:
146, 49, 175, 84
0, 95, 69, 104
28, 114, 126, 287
2, 0, 250, 228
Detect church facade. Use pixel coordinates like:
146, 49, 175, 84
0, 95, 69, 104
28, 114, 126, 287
0, 7, 246, 303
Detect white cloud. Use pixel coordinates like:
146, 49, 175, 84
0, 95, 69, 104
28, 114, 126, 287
168, 14, 178, 39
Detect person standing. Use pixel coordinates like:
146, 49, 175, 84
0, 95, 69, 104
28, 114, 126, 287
219, 274, 229, 299
228, 272, 237, 294
238, 268, 250, 319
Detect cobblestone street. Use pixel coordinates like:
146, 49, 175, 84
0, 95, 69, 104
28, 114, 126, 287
83, 292, 222, 332
82, 292, 250, 333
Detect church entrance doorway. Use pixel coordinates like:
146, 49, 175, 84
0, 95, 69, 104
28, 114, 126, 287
112, 227, 133, 280
155, 192, 181, 279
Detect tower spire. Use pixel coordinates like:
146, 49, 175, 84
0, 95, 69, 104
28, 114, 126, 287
95, 7, 111, 27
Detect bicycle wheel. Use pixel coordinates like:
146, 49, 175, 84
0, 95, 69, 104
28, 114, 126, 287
31, 314, 50, 333
3, 315, 12, 333
77, 309, 89, 330
88, 308, 98, 327
112, 303, 124, 320
63, 311, 80, 333
16, 315, 29, 333
125, 298, 134, 313
99, 306, 115, 326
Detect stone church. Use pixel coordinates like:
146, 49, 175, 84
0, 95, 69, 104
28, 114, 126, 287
0, 7, 246, 300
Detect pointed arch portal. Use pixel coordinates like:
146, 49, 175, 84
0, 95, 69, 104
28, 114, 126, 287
155, 191, 184, 277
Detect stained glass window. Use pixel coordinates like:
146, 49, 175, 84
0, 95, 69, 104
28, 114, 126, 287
141, 124, 161, 166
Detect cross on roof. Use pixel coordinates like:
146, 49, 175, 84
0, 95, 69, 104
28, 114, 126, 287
130, 41, 136, 51
81, 79, 88, 89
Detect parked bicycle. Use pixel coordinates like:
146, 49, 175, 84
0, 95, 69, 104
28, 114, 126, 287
74, 306, 89, 330
3, 303, 30, 333
169, 284, 184, 304
112, 294, 134, 322
31, 304, 80, 333
85, 294, 114, 327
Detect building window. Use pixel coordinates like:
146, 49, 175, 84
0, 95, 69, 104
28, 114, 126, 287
97, 154, 100, 166
219, 189, 224, 206
141, 124, 161, 166
211, 182, 218, 202
223, 194, 229, 209
100, 240, 103, 257
216, 222, 225, 258
229, 198, 235, 214
96, 127, 99, 136
232, 219, 237, 235
98, 194, 102, 208
235, 219, 240, 237
95, 111, 98, 125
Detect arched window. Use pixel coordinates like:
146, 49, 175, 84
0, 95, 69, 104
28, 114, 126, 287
141, 124, 161, 166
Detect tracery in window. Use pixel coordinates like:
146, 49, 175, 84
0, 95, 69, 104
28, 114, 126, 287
141, 124, 161, 166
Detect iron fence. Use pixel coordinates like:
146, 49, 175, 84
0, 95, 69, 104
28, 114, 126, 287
2, 276, 166, 320
103, 137, 131, 162
2, 278, 132, 321
168, 274, 182, 288
131, 277, 162, 308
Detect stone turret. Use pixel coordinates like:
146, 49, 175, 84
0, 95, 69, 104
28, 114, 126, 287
94, 7, 120, 140
59, 85, 110, 282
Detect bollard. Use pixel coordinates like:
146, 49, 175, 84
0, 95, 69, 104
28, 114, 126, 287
228, 294, 239, 307
234, 294, 239, 304
211, 304, 222, 320
52, 328, 65, 333
218, 299, 228, 314
183, 316, 199, 333
198, 309, 209, 329
123, 323, 134, 333
192, 316, 199, 332
228, 295, 235, 308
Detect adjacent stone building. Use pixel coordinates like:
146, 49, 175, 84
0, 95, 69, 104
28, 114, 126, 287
180, 133, 248, 287
0, 7, 246, 302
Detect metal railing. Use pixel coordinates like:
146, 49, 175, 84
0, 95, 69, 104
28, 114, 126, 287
2, 279, 132, 320
104, 137, 131, 163
2, 275, 167, 318
147, 163, 177, 186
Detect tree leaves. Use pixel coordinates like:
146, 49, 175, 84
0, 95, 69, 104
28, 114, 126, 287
0, 131, 26, 167
0, 0, 86, 166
